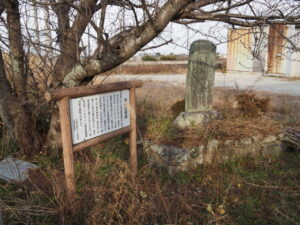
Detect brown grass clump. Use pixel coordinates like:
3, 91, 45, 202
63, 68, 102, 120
171, 117, 281, 147
170, 99, 185, 115
205, 117, 280, 141
236, 94, 270, 118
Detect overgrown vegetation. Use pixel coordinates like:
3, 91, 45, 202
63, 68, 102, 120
1, 144, 299, 225
0, 86, 300, 224
143, 92, 280, 147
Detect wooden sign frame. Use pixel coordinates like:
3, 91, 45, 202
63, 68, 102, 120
45, 80, 143, 193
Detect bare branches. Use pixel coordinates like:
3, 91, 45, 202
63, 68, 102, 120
1, 0, 300, 87
63, 0, 194, 86
180, 12, 300, 27
178, 0, 300, 27
141, 39, 173, 51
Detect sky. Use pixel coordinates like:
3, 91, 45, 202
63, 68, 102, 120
0, 3, 229, 57
142, 21, 228, 55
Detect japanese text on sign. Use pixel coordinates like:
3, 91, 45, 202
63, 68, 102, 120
69, 90, 130, 144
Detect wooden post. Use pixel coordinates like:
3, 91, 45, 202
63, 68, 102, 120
129, 87, 137, 175
58, 97, 76, 193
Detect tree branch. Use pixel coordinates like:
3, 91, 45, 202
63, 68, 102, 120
141, 39, 173, 51
63, 0, 194, 87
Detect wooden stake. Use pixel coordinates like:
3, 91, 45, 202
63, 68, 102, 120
129, 87, 137, 175
58, 97, 76, 194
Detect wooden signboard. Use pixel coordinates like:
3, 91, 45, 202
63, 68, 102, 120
45, 80, 143, 193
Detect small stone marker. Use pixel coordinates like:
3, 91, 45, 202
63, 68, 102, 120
174, 40, 219, 128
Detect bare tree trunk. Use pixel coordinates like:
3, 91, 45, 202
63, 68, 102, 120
3, 0, 26, 99
0, 50, 42, 156
0, 0, 42, 156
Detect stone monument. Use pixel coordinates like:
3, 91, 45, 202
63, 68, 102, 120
174, 40, 220, 128
145, 40, 284, 174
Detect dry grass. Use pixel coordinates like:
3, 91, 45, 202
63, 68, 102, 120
204, 118, 280, 140
143, 116, 280, 148
101, 64, 187, 75
1, 146, 299, 225
1, 82, 300, 225
98, 60, 226, 76
136, 84, 283, 147
235, 94, 270, 118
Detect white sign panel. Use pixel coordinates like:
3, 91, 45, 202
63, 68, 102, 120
69, 90, 130, 144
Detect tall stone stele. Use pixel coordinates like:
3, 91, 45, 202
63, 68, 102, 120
174, 40, 220, 128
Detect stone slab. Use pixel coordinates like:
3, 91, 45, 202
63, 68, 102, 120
0, 157, 38, 183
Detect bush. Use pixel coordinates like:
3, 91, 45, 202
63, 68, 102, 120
141, 55, 157, 61
236, 94, 270, 118
170, 99, 185, 115
160, 55, 177, 61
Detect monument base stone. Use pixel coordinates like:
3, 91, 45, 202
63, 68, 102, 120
145, 134, 284, 175
173, 110, 221, 129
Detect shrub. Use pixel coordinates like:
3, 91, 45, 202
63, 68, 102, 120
141, 55, 157, 61
236, 94, 270, 118
160, 55, 177, 61
170, 99, 185, 115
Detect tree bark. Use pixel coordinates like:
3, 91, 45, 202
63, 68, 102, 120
51, 0, 99, 83
0, 50, 42, 156
0, 0, 42, 156
3, 0, 27, 100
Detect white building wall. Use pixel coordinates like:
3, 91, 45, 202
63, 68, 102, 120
227, 25, 300, 77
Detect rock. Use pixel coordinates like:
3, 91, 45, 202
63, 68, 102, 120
188, 145, 205, 166
0, 157, 38, 183
145, 134, 283, 174
146, 144, 190, 174
173, 110, 220, 129
240, 138, 252, 146
173, 112, 204, 128
252, 135, 262, 142
261, 142, 283, 157
207, 139, 219, 152
262, 135, 277, 144
278, 133, 285, 140
189, 147, 199, 159
224, 140, 233, 145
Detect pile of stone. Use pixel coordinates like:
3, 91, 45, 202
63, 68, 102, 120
145, 134, 283, 175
